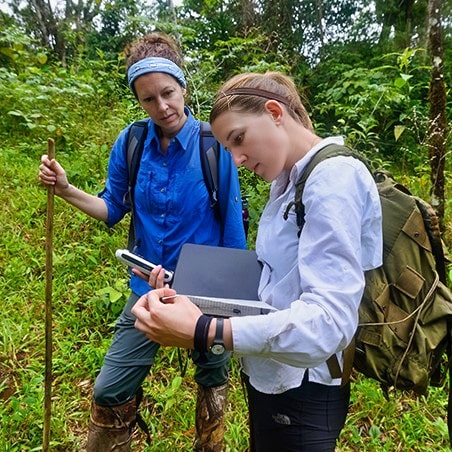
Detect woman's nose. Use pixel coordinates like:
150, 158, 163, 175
231, 150, 246, 167
157, 98, 168, 112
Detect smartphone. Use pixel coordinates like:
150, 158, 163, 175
115, 249, 174, 284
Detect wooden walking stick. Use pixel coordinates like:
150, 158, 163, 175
43, 138, 55, 451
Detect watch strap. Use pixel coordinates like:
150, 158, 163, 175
194, 315, 213, 353
213, 318, 224, 347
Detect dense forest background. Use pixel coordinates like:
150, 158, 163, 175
0, 0, 451, 450
1, 0, 451, 229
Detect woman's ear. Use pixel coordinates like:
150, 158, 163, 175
265, 100, 284, 124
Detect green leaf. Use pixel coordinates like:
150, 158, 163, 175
171, 376, 182, 390
37, 53, 47, 65
0, 47, 15, 59
95, 286, 123, 303
394, 125, 405, 141
394, 77, 407, 88
7, 110, 25, 117
369, 424, 381, 439
109, 289, 122, 303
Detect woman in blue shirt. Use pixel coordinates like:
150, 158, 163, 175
39, 32, 246, 451
132, 71, 383, 451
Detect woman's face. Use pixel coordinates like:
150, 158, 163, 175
134, 72, 187, 137
211, 107, 289, 182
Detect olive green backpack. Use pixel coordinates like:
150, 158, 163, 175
284, 144, 452, 444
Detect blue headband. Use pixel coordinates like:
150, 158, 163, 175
127, 57, 186, 93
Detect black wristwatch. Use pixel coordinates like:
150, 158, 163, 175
210, 318, 225, 355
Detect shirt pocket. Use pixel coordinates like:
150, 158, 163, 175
133, 169, 157, 214
166, 167, 212, 224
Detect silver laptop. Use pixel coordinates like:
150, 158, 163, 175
171, 243, 276, 317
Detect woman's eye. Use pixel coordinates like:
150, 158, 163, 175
235, 133, 244, 145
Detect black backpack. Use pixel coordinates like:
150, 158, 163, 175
123, 119, 224, 251
284, 143, 452, 444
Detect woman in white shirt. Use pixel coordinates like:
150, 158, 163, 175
133, 71, 383, 451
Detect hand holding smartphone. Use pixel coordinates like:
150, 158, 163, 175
115, 249, 174, 284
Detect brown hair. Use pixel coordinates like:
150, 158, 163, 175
210, 72, 313, 131
125, 32, 183, 71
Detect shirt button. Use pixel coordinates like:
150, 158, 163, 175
160, 188, 165, 193
160, 214, 164, 218
158, 239, 162, 244
163, 162, 167, 167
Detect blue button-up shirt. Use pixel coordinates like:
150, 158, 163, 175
100, 108, 246, 295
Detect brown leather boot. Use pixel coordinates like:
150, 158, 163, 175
86, 398, 137, 451
193, 382, 228, 452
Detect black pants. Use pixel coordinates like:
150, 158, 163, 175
243, 372, 350, 452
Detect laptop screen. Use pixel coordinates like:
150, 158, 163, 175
171, 243, 262, 301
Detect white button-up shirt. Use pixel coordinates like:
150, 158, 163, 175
230, 137, 383, 394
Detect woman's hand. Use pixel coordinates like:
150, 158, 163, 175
132, 287, 202, 348
132, 264, 168, 289
39, 155, 109, 222
38, 154, 70, 196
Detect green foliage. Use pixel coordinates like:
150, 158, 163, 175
238, 167, 270, 248
85, 0, 161, 61
180, 0, 236, 50
312, 48, 433, 169
0, 23, 48, 69
340, 373, 450, 450
0, 24, 131, 158
0, 18, 450, 451
184, 32, 292, 120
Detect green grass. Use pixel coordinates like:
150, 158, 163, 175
1, 139, 451, 451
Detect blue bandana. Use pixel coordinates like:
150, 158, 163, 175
127, 57, 186, 93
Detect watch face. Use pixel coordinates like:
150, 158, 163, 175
211, 344, 225, 355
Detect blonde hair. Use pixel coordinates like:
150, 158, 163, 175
210, 72, 313, 131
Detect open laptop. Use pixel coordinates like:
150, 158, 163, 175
171, 243, 276, 317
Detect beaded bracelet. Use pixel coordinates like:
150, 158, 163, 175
194, 315, 213, 353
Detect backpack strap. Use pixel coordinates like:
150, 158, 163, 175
125, 119, 149, 204
124, 119, 149, 250
283, 144, 371, 386
283, 144, 371, 235
200, 121, 220, 209
414, 196, 448, 285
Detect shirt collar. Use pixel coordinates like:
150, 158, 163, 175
148, 107, 196, 151
271, 136, 345, 198
291, 136, 345, 183
174, 107, 196, 151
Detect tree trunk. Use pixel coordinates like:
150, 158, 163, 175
315, 0, 325, 58
427, 0, 447, 228
28, 0, 67, 63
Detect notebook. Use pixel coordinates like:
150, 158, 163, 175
171, 243, 276, 317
